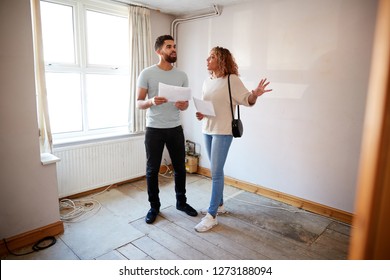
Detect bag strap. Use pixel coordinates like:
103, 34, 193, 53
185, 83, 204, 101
228, 74, 240, 120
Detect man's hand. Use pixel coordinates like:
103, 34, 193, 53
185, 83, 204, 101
175, 100, 189, 111
152, 96, 168, 106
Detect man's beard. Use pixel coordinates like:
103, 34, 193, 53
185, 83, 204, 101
163, 52, 177, 63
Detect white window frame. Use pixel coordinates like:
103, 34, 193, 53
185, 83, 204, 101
41, 0, 132, 145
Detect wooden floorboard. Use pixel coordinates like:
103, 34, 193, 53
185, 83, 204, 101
131, 218, 211, 260
131, 235, 182, 260
116, 242, 152, 260
160, 207, 270, 260
309, 228, 351, 260
214, 214, 322, 260
155, 218, 238, 260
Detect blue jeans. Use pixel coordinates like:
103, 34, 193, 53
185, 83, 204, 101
204, 134, 233, 217
144, 126, 187, 210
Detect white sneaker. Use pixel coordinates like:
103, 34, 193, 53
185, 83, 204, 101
200, 205, 227, 215
194, 213, 218, 232
217, 204, 228, 214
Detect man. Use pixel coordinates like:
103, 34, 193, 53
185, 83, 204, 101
137, 35, 198, 224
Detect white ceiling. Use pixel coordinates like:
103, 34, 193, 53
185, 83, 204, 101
115, 0, 253, 16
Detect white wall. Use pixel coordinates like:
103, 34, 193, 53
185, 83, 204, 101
0, 0, 61, 238
178, 0, 378, 213
150, 10, 174, 64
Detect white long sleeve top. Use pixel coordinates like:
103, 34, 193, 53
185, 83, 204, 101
201, 74, 253, 135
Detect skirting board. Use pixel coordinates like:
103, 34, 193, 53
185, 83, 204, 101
0, 221, 64, 257
196, 166, 354, 225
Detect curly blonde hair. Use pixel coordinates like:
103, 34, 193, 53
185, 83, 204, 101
209, 46, 239, 77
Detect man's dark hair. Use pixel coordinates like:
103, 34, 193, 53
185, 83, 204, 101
155, 35, 174, 51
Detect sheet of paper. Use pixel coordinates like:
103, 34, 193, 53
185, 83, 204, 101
158, 82, 191, 102
193, 97, 216, 116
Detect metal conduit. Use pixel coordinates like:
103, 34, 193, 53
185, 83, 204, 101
170, 5, 221, 40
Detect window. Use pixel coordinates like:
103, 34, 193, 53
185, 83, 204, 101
40, 0, 130, 141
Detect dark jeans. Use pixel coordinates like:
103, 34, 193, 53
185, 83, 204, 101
144, 125, 187, 210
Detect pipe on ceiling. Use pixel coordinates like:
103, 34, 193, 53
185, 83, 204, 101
170, 5, 221, 40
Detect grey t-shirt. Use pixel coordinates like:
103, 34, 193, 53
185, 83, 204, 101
137, 65, 189, 128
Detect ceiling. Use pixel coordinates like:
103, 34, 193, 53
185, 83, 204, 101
115, 0, 253, 16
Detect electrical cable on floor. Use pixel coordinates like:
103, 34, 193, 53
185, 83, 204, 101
59, 198, 102, 222
3, 236, 56, 256
159, 159, 173, 178
88, 184, 115, 198
229, 196, 307, 213
223, 190, 308, 214
185, 174, 308, 214
227, 195, 350, 225
59, 184, 115, 222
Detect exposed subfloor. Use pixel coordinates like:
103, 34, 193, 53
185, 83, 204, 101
2, 174, 351, 260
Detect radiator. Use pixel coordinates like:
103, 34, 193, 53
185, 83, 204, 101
54, 136, 146, 198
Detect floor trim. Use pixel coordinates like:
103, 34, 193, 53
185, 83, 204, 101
196, 166, 353, 224
0, 221, 64, 257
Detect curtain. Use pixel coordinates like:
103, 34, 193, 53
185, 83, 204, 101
31, 0, 53, 153
128, 6, 152, 132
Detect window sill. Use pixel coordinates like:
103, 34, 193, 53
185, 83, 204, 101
53, 131, 145, 149
41, 153, 61, 165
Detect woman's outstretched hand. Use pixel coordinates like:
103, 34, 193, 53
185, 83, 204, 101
252, 78, 272, 97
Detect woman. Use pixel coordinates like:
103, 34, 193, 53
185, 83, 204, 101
194, 46, 272, 232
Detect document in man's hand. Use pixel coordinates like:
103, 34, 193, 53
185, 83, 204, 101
193, 97, 216, 116
158, 82, 191, 102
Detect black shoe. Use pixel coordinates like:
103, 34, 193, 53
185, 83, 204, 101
176, 203, 198, 217
145, 208, 159, 224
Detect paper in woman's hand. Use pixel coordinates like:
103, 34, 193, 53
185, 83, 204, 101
158, 82, 191, 102
193, 97, 215, 116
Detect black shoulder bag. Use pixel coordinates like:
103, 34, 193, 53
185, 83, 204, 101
228, 74, 243, 138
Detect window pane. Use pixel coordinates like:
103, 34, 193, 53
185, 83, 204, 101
85, 74, 130, 129
86, 10, 129, 66
46, 73, 83, 133
40, 1, 75, 64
